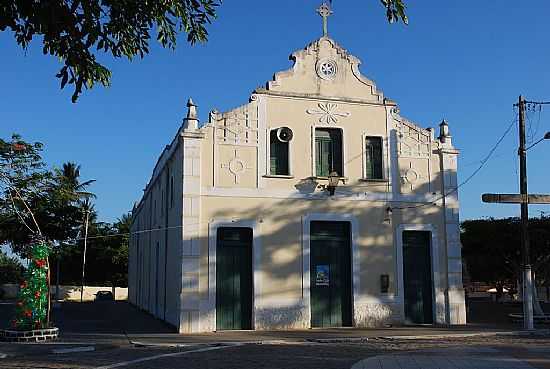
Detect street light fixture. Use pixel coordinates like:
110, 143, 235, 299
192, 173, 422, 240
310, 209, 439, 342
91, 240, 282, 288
526, 131, 550, 151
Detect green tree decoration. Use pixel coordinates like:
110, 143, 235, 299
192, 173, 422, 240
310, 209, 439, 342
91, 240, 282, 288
12, 242, 50, 330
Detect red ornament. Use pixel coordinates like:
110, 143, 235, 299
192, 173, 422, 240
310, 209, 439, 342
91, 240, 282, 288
34, 259, 46, 268
34, 291, 41, 299
24, 310, 32, 318
12, 143, 26, 151
20, 281, 27, 289
16, 301, 23, 307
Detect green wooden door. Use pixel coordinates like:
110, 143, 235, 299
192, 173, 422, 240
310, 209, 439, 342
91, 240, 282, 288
402, 230, 434, 324
216, 227, 253, 330
310, 221, 352, 327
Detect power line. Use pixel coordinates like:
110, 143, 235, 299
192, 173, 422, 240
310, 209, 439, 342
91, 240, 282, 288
73, 224, 189, 241
69, 113, 520, 238
391, 112, 518, 210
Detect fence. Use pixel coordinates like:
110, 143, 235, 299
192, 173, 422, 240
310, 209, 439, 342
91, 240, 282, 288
1, 284, 128, 301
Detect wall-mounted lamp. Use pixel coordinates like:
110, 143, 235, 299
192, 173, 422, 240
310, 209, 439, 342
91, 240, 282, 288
326, 171, 341, 196
383, 206, 393, 223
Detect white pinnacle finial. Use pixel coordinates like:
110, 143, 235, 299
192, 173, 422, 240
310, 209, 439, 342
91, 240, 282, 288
183, 97, 199, 130
439, 119, 452, 146
187, 98, 197, 119
317, 2, 333, 37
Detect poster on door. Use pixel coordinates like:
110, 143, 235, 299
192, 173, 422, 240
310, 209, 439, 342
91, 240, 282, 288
315, 265, 329, 286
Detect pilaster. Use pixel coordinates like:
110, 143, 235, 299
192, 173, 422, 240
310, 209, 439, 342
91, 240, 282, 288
179, 130, 204, 333
439, 145, 466, 325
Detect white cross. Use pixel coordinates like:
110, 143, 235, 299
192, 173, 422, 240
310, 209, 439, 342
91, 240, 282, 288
316, 2, 333, 37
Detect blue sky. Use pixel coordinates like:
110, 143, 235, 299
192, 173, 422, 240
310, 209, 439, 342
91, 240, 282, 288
1, 0, 550, 222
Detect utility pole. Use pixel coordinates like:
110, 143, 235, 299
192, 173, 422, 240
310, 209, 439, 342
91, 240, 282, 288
518, 95, 534, 330
80, 208, 90, 303
484, 97, 550, 329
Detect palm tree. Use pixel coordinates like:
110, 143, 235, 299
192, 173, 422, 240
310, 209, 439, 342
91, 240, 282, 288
52, 162, 96, 299
55, 162, 96, 203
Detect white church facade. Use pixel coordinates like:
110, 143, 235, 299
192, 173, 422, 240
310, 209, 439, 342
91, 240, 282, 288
128, 4, 466, 333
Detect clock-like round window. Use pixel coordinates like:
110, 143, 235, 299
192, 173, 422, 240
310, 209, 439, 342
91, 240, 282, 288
316, 59, 337, 80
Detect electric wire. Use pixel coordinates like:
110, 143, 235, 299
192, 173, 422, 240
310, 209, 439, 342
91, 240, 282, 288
63, 112, 521, 240
68, 110, 518, 241
391, 112, 519, 210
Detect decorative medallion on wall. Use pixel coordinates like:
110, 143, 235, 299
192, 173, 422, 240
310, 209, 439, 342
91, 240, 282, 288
221, 149, 252, 184
401, 163, 425, 192
316, 58, 338, 80
306, 102, 350, 124
404, 169, 419, 184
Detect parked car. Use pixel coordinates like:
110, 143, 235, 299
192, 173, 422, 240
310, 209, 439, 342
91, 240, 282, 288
94, 290, 114, 301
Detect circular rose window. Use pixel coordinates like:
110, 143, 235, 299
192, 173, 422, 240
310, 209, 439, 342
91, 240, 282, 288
316, 59, 337, 80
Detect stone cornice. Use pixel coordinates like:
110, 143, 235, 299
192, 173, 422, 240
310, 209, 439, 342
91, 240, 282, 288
253, 88, 395, 107
180, 130, 206, 139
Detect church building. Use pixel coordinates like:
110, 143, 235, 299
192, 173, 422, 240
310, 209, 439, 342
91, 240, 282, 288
128, 3, 467, 333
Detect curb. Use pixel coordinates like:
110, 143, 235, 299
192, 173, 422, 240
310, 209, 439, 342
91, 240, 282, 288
128, 329, 550, 347
130, 339, 296, 348
354, 329, 550, 341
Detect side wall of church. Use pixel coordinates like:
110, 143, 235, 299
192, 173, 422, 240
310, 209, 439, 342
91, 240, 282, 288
129, 141, 185, 329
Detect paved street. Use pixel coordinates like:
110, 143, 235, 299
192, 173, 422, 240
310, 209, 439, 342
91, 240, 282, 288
1, 335, 550, 369
354, 347, 542, 369
1, 300, 549, 368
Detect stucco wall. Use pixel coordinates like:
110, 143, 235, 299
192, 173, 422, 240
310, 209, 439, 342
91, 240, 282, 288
197, 196, 400, 329
129, 138, 184, 329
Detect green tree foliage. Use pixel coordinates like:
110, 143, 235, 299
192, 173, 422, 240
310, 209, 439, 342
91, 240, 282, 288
50, 213, 131, 287
0, 135, 95, 258
1, 1, 406, 103
381, 0, 408, 24
0, 0, 220, 102
0, 134, 51, 256
461, 217, 550, 286
49, 162, 95, 253
0, 249, 24, 285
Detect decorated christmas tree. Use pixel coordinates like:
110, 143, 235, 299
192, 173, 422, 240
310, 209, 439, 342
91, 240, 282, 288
12, 242, 50, 330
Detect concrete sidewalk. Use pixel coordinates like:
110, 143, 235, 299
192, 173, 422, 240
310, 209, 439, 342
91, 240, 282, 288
3, 327, 546, 359
63, 326, 549, 347
60, 326, 505, 344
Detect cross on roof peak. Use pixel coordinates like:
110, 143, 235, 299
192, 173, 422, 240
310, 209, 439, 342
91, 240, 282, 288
316, 2, 333, 37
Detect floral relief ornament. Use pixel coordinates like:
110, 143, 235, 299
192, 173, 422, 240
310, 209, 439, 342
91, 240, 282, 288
306, 103, 351, 124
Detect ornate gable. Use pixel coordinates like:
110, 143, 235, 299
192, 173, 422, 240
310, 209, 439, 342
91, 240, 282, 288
255, 37, 384, 103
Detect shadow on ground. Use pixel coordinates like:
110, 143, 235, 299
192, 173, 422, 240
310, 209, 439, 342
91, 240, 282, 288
53, 301, 176, 336
2, 298, 549, 343
467, 298, 550, 327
